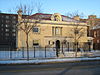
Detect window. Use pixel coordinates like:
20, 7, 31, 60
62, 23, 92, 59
6, 20, 9, 23
13, 16, 16, 19
13, 33, 16, 36
5, 24, 8, 27
55, 27, 61, 35
1, 28, 3, 31
1, 24, 3, 27
97, 40, 100, 43
94, 31, 97, 37
52, 27, 62, 36
33, 27, 39, 33
13, 25, 16, 28
54, 15, 60, 21
97, 30, 100, 37
6, 16, 9, 19
5, 29, 9, 32
12, 29, 16, 32
12, 21, 16, 23
33, 40, 39, 46
2, 20, 4, 22
2, 15, 4, 18
5, 33, 9, 36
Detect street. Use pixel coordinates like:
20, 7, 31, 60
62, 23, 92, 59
0, 61, 100, 75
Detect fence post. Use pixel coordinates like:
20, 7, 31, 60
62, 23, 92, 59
10, 47, 12, 59
22, 47, 24, 58
34, 47, 35, 58
45, 46, 46, 58
62, 43, 64, 54
68, 42, 69, 51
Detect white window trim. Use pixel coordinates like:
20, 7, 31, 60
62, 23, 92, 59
33, 27, 40, 33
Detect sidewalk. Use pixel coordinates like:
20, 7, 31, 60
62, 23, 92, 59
0, 57, 100, 65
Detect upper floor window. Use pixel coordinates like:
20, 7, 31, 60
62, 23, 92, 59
5, 33, 9, 36
6, 20, 9, 23
12, 29, 16, 32
33, 27, 40, 33
97, 30, 100, 37
5, 29, 9, 32
55, 27, 61, 35
13, 16, 16, 19
13, 33, 16, 36
5, 24, 8, 27
12, 21, 16, 23
6, 16, 9, 19
52, 27, 62, 36
94, 31, 97, 37
2, 15, 4, 18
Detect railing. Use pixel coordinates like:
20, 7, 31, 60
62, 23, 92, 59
0, 46, 97, 60
0, 47, 57, 60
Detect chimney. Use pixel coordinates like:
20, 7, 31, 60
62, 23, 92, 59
17, 9, 22, 22
88, 15, 96, 19
73, 16, 80, 21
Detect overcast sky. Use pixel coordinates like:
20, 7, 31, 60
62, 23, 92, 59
0, 0, 100, 18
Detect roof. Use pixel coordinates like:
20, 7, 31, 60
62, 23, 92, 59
27, 13, 82, 22
0, 13, 18, 16
92, 23, 100, 29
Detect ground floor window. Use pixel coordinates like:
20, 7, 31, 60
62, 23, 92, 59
33, 40, 39, 46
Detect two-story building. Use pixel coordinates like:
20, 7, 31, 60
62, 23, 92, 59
17, 10, 89, 51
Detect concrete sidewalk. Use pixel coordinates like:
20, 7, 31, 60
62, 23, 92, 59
0, 57, 100, 65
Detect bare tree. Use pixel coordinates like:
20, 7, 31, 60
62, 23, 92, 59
36, 1, 43, 13
16, 4, 42, 60
66, 11, 86, 57
70, 22, 86, 57
66, 10, 85, 19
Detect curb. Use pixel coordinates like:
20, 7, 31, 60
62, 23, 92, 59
0, 57, 100, 66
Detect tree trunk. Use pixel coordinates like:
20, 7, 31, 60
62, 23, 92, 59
75, 34, 77, 57
26, 33, 29, 60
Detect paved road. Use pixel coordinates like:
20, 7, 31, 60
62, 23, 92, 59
0, 61, 100, 75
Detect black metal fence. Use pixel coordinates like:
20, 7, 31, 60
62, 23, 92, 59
0, 47, 57, 60
0, 42, 95, 60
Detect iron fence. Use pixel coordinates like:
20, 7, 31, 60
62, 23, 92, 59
0, 42, 96, 60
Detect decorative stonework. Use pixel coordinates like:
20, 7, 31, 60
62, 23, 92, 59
51, 13, 62, 21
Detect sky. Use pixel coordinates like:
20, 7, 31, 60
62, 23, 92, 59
0, 0, 100, 18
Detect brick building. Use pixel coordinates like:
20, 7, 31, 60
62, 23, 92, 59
81, 15, 100, 50
0, 13, 18, 50
0, 13, 27, 50
91, 24, 100, 50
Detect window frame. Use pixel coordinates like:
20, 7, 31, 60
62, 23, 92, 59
33, 27, 40, 33
52, 27, 62, 36
33, 40, 39, 46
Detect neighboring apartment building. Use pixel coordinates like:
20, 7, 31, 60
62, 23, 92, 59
0, 13, 17, 50
17, 10, 90, 50
0, 13, 27, 50
80, 15, 100, 50
91, 24, 100, 50
81, 15, 100, 36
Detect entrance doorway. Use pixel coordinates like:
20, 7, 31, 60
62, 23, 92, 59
56, 40, 60, 49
